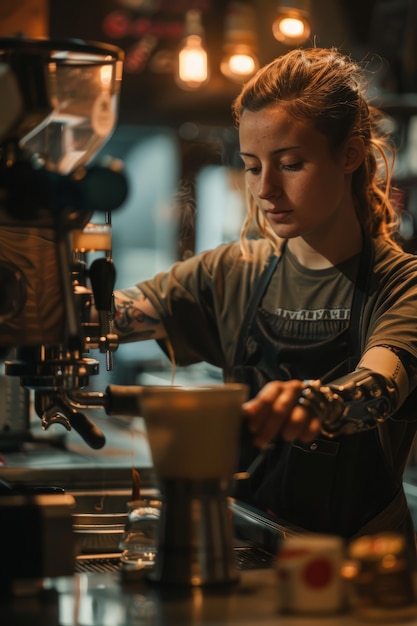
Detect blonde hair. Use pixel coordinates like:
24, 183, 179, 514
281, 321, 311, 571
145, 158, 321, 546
232, 48, 400, 256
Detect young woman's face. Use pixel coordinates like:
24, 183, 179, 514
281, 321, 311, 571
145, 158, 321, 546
239, 106, 356, 241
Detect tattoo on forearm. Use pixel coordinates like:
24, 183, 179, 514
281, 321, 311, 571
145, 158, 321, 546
114, 289, 160, 339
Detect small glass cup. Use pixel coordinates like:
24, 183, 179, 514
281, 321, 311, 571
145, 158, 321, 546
119, 497, 161, 569
347, 532, 417, 621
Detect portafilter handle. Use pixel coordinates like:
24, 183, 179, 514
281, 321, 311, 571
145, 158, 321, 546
35, 391, 106, 449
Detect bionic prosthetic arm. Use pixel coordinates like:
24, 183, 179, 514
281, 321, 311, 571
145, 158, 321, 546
300, 368, 399, 438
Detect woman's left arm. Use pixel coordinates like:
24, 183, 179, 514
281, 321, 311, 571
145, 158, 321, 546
242, 345, 414, 447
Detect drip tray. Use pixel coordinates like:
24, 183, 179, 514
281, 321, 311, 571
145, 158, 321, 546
70, 494, 296, 556
75, 546, 274, 575
71, 496, 296, 573
76, 553, 122, 574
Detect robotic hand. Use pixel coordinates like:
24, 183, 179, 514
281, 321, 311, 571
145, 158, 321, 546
299, 368, 398, 437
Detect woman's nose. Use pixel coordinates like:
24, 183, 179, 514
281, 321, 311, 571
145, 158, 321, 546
257, 169, 282, 200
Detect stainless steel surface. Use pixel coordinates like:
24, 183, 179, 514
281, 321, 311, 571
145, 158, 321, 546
148, 479, 238, 587
70, 487, 159, 555
73, 512, 127, 554
75, 545, 274, 576
403, 469, 417, 531
71, 497, 285, 576
0, 413, 155, 489
69, 494, 292, 586
0, 371, 30, 444
5, 568, 417, 626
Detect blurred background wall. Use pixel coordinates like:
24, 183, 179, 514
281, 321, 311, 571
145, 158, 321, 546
1, 1, 417, 378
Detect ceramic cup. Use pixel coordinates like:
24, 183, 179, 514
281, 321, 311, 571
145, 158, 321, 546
276, 533, 345, 614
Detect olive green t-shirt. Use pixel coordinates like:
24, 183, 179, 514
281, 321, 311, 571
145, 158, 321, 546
138, 236, 417, 477
139, 237, 417, 374
262, 244, 357, 342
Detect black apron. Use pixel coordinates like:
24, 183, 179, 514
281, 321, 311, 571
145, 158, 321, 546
230, 237, 402, 538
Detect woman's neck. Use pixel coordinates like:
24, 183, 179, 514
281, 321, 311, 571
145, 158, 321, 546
287, 220, 363, 269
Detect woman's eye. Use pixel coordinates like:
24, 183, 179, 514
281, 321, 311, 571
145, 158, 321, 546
244, 165, 260, 174
281, 161, 303, 171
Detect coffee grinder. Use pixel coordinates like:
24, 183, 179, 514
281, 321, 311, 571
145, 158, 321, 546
0, 37, 127, 450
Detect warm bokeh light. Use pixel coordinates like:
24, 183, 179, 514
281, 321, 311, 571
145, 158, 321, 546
272, 13, 311, 44
277, 17, 305, 38
100, 61, 113, 86
229, 54, 255, 75
221, 50, 258, 81
177, 35, 208, 89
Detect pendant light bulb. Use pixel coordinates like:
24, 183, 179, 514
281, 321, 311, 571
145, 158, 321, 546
221, 46, 258, 81
272, 0, 312, 46
221, 2, 259, 82
176, 10, 208, 90
228, 52, 256, 76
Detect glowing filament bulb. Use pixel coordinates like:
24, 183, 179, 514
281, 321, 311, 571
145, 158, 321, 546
228, 53, 255, 76
178, 35, 208, 88
272, 2, 311, 45
277, 17, 305, 38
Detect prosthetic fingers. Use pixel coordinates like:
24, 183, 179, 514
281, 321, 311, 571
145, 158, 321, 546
299, 369, 399, 437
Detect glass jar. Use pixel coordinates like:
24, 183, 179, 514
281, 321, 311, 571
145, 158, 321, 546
119, 497, 161, 569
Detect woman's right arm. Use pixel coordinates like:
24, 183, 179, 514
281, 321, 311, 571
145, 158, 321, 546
113, 286, 167, 343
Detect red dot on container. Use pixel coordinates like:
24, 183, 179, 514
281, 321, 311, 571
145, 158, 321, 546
302, 558, 333, 588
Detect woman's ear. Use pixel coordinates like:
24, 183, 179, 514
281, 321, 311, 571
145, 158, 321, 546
343, 136, 366, 173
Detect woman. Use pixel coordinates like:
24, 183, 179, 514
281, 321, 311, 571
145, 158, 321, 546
112, 48, 417, 560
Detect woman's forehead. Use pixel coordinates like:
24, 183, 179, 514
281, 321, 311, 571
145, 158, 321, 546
239, 107, 318, 148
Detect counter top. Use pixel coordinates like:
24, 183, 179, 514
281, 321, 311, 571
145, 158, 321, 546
0, 412, 155, 490
3, 567, 417, 626
2, 394, 417, 625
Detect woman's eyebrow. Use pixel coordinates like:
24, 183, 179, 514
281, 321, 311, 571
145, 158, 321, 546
239, 145, 300, 157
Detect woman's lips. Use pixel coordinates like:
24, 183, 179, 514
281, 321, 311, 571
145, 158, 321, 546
265, 209, 292, 222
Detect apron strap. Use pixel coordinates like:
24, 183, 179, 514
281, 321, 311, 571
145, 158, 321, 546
233, 251, 282, 365
348, 233, 374, 361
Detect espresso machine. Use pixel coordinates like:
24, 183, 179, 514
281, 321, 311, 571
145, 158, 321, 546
0, 37, 127, 451
0, 36, 131, 595
0, 37, 251, 592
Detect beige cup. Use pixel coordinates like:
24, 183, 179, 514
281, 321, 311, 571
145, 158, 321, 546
138, 384, 248, 587
140, 384, 248, 480
276, 534, 346, 614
